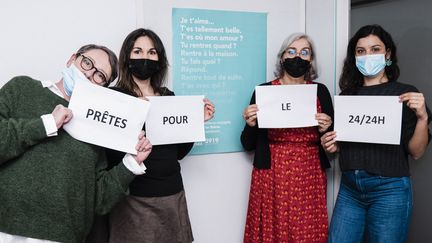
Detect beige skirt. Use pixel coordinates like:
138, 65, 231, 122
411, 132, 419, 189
108, 190, 193, 243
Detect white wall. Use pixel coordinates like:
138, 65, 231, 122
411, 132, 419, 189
305, 0, 350, 219
0, 1, 348, 242
0, 0, 137, 84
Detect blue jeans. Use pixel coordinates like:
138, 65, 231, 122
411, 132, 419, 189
329, 170, 412, 243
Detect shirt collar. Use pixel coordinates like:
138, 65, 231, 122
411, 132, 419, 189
41, 80, 64, 98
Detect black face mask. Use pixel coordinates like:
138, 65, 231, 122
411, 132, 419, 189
282, 56, 311, 78
129, 59, 161, 80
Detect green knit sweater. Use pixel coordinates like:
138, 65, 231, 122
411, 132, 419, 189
0, 76, 135, 243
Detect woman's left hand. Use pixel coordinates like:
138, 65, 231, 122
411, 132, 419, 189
316, 113, 332, 133
204, 98, 216, 122
400, 92, 428, 121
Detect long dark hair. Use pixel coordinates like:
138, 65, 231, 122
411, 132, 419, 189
116, 28, 169, 96
339, 24, 400, 94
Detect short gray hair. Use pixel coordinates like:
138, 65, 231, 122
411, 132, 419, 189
76, 44, 118, 86
274, 33, 318, 80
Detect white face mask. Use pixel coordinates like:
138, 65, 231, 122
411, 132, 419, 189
61, 64, 91, 96
355, 54, 386, 77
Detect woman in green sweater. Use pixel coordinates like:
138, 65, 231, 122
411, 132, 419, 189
0, 44, 152, 243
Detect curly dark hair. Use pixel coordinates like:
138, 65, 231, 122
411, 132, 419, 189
339, 24, 400, 94
116, 28, 169, 96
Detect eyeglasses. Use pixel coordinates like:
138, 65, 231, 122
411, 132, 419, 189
77, 53, 108, 85
285, 48, 311, 59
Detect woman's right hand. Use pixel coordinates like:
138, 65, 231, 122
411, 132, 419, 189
243, 104, 258, 127
320, 131, 338, 153
52, 104, 73, 129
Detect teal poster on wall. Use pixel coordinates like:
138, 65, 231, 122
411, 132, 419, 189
172, 8, 267, 154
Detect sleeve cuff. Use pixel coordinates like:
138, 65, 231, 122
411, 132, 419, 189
122, 153, 146, 175
40, 114, 58, 137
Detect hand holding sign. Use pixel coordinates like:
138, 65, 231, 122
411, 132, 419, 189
400, 92, 428, 121
243, 104, 258, 127
204, 98, 216, 122
52, 104, 73, 129
133, 131, 153, 164
315, 113, 332, 133
320, 131, 338, 153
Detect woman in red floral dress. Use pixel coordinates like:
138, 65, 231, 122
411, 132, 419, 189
241, 33, 334, 243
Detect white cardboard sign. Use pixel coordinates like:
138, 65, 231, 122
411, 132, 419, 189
145, 95, 205, 145
63, 81, 151, 154
334, 95, 402, 145
255, 84, 318, 128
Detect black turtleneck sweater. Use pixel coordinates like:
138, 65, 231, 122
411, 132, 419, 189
107, 87, 193, 197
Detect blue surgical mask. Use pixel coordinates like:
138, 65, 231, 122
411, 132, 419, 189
61, 64, 91, 96
355, 54, 386, 77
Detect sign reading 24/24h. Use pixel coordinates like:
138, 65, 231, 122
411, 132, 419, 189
334, 95, 402, 145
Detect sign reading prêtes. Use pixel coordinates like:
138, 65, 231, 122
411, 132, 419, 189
64, 81, 151, 154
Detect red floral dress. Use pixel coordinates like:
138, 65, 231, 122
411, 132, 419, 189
244, 80, 328, 243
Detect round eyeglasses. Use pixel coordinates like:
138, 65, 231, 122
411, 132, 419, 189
77, 53, 108, 85
285, 48, 311, 59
